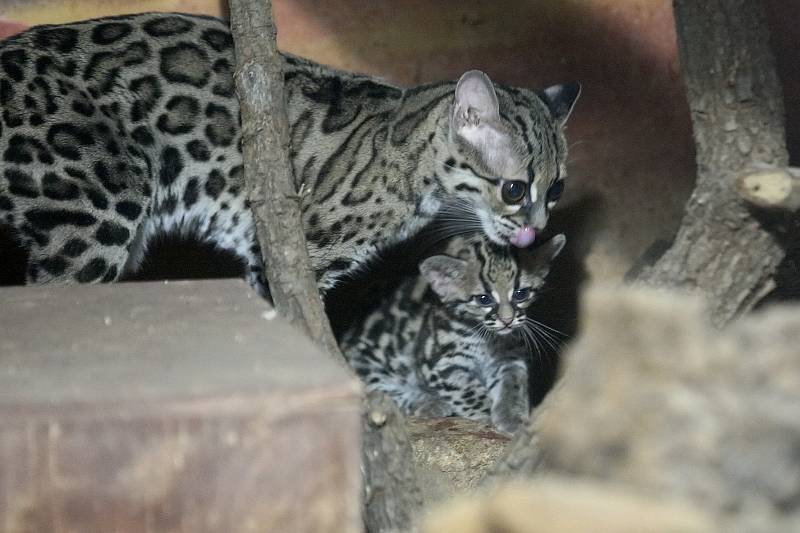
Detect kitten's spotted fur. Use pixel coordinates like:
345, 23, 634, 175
341, 233, 565, 434
0, 13, 579, 294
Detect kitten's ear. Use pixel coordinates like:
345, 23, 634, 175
420, 255, 470, 300
540, 83, 581, 124
523, 234, 566, 273
451, 70, 500, 133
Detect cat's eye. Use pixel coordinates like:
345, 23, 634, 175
512, 288, 531, 302
473, 294, 495, 306
546, 180, 565, 204
501, 180, 527, 204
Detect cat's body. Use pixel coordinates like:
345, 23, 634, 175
0, 13, 578, 294
341, 233, 565, 434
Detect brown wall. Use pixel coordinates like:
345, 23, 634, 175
0, 1, 798, 285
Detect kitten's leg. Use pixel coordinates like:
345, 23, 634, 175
343, 340, 411, 411
342, 339, 445, 416
426, 359, 486, 422
485, 359, 530, 435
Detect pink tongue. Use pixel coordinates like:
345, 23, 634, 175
510, 225, 536, 247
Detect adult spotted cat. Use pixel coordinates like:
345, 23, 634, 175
0, 13, 579, 294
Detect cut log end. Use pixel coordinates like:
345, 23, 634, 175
737, 168, 800, 211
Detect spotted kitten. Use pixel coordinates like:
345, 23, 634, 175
0, 12, 579, 294
341, 233, 566, 434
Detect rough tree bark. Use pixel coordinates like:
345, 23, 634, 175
361, 393, 424, 533
487, 0, 791, 479
228, 0, 340, 357
635, 0, 790, 327
227, 2, 421, 531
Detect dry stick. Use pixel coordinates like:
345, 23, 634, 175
486, 0, 792, 480
227, 2, 421, 531
634, 0, 790, 327
737, 167, 800, 213
229, 0, 340, 358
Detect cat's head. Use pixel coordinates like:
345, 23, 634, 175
441, 71, 579, 248
419, 233, 566, 335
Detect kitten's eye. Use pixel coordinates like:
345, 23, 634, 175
473, 294, 495, 306
501, 180, 527, 204
547, 180, 565, 204
513, 288, 531, 302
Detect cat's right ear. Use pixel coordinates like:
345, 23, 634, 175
540, 83, 581, 124
420, 255, 469, 300
521, 233, 566, 273
450, 70, 501, 144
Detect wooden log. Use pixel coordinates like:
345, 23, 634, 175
0, 280, 362, 533
737, 167, 800, 212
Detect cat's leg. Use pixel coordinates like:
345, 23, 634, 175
12, 169, 149, 285
485, 359, 530, 435
23, 192, 148, 285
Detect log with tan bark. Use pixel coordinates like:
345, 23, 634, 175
634, 0, 791, 327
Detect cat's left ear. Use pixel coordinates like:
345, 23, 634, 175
451, 70, 501, 141
419, 255, 470, 301
540, 83, 581, 124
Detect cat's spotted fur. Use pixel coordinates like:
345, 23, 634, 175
341, 233, 565, 434
0, 12, 579, 294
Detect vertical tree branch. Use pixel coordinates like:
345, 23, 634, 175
636, 0, 790, 326
229, 0, 341, 357
227, 3, 421, 530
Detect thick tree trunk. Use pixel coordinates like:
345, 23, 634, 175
635, 0, 790, 327
227, 3, 420, 531
488, 0, 791, 480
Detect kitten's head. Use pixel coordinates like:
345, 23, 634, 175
441, 71, 579, 248
419, 233, 566, 335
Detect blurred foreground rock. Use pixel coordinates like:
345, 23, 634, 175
533, 285, 800, 533
407, 417, 509, 504
422, 476, 715, 533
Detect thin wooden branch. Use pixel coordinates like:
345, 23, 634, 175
227, 4, 421, 531
738, 167, 800, 212
229, 0, 341, 358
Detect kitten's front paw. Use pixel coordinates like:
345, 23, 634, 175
413, 397, 452, 418
491, 408, 529, 436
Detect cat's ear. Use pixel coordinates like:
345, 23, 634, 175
540, 83, 581, 124
521, 233, 566, 273
420, 255, 470, 300
451, 70, 501, 138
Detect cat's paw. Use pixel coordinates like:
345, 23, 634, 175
413, 397, 452, 418
491, 407, 529, 436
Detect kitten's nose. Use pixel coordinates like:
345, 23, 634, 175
510, 225, 536, 247
498, 307, 515, 325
